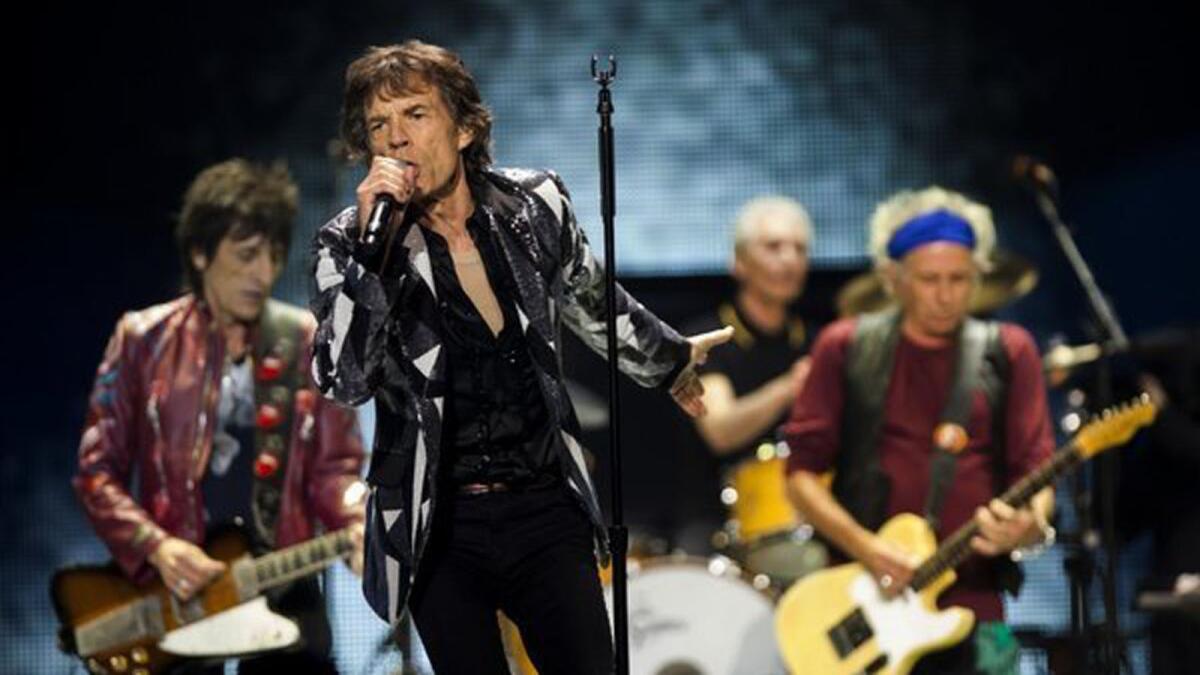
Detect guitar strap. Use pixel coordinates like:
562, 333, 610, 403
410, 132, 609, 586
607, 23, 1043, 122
923, 319, 1024, 596
841, 311, 1018, 601
250, 301, 308, 549
923, 319, 990, 534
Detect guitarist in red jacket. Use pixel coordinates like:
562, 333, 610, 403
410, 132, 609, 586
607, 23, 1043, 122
73, 160, 367, 674
780, 186, 1056, 674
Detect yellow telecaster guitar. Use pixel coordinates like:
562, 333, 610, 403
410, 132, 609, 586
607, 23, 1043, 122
774, 397, 1157, 675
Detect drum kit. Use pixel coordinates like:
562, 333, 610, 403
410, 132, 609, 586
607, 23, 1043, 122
589, 441, 830, 675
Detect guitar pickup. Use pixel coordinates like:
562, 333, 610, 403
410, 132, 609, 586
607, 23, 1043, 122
827, 607, 874, 658
75, 594, 166, 657
231, 557, 259, 602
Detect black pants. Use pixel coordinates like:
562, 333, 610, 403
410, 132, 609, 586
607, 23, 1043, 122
409, 483, 613, 674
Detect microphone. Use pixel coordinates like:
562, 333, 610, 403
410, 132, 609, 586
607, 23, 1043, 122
1011, 155, 1059, 194
1043, 342, 1104, 372
363, 195, 399, 247
362, 160, 414, 247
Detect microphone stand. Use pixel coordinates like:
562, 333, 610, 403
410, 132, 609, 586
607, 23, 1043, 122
1030, 179, 1128, 674
1035, 189, 1128, 352
592, 54, 629, 675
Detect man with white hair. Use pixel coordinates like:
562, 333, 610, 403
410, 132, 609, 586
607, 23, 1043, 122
781, 186, 1056, 674
675, 197, 816, 556
692, 196, 815, 460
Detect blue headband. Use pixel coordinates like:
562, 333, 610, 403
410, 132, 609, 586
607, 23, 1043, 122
886, 208, 976, 260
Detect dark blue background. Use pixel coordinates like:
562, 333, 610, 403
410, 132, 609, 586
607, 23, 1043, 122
11, 2, 1197, 672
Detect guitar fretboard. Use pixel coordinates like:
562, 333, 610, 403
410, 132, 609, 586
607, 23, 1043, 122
253, 529, 354, 591
910, 443, 1083, 591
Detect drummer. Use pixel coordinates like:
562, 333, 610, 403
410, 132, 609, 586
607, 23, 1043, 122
688, 196, 815, 461
677, 196, 818, 551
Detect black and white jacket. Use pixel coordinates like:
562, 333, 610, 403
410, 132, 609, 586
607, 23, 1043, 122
310, 167, 691, 623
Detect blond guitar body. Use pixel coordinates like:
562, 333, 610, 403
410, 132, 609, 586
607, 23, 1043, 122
774, 513, 974, 675
774, 398, 1158, 674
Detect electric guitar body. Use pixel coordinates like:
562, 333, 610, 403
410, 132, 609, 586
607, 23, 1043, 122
774, 398, 1156, 675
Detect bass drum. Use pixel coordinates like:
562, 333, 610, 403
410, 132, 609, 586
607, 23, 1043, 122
604, 556, 785, 675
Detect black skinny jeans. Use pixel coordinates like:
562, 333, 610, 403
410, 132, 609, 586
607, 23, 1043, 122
409, 483, 613, 674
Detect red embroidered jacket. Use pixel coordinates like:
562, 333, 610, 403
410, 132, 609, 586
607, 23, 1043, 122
74, 295, 366, 583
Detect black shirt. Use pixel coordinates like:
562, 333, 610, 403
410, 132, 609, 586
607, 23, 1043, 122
686, 300, 810, 466
202, 358, 257, 533
426, 213, 558, 487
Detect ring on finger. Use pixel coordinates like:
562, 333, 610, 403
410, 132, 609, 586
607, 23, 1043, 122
879, 574, 894, 589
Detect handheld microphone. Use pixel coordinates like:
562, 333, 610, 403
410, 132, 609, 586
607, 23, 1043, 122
362, 160, 414, 247
363, 195, 398, 247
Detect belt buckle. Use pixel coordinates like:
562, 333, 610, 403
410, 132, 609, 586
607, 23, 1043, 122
460, 481, 509, 495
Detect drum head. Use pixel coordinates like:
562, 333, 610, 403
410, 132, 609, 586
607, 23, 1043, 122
604, 557, 785, 675
742, 527, 828, 584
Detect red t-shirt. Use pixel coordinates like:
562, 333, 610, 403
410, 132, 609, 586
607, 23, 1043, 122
782, 317, 1054, 621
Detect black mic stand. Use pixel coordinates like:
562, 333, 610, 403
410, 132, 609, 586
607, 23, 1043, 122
1030, 177, 1129, 674
592, 54, 630, 675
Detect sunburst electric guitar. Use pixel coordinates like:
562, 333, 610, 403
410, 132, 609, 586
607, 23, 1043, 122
51, 526, 356, 675
774, 397, 1156, 675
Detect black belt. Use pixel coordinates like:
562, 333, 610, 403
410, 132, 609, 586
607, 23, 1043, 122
455, 472, 561, 496
457, 481, 512, 495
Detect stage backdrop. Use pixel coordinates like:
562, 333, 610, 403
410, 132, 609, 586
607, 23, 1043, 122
16, 1, 1198, 673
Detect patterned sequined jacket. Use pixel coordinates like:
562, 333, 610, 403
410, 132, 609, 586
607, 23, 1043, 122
310, 168, 691, 623
74, 296, 366, 584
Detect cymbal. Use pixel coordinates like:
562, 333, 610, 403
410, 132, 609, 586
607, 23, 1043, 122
835, 249, 1039, 317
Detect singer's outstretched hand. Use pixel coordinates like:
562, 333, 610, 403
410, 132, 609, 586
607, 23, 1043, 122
670, 326, 735, 418
356, 157, 418, 236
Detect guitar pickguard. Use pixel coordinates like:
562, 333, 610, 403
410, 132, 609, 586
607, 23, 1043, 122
158, 597, 299, 658
847, 572, 971, 670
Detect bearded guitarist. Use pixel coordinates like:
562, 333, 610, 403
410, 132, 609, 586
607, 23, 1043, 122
780, 186, 1056, 675
71, 160, 366, 674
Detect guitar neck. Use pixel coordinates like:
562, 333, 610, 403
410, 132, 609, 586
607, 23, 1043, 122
252, 528, 354, 592
910, 443, 1082, 591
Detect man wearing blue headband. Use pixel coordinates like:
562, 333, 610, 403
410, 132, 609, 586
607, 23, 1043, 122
781, 187, 1056, 674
